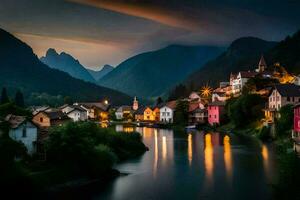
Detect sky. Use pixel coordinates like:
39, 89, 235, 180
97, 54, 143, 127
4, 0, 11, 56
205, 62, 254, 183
0, 0, 299, 69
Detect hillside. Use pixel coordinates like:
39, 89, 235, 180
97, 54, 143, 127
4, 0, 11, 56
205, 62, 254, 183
88, 65, 114, 81
186, 37, 278, 87
266, 30, 300, 74
0, 28, 132, 106
40, 48, 95, 83
98, 45, 224, 99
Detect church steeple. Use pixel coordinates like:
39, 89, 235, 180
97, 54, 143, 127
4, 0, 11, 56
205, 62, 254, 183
257, 55, 267, 73
133, 96, 138, 111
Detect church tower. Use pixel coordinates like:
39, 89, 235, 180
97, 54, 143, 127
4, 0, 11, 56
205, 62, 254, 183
256, 55, 267, 73
133, 96, 139, 111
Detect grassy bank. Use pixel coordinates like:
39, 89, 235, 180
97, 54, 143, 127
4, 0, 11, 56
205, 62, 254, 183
0, 121, 147, 197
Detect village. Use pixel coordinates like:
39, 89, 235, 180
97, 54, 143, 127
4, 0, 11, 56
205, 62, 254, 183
2, 56, 300, 157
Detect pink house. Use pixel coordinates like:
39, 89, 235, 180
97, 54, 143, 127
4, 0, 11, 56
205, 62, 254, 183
293, 104, 300, 137
208, 101, 225, 126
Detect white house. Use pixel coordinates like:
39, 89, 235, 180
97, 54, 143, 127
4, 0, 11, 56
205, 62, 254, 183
265, 84, 300, 122
230, 71, 257, 95
159, 106, 174, 123
115, 106, 133, 120
5, 114, 38, 155
60, 105, 88, 121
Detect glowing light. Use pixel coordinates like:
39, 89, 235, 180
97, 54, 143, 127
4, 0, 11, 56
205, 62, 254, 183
188, 134, 193, 166
153, 129, 158, 178
162, 136, 167, 161
200, 85, 213, 98
223, 135, 232, 183
104, 100, 109, 105
204, 133, 213, 184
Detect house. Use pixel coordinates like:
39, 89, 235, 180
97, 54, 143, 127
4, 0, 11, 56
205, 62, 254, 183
135, 106, 145, 121
265, 84, 300, 122
293, 104, 300, 138
115, 106, 133, 120
153, 107, 160, 121
30, 106, 51, 115
231, 71, 258, 95
32, 110, 70, 128
159, 106, 173, 123
143, 107, 155, 121
208, 101, 226, 126
188, 92, 201, 102
159, 101, 176, 123
60, 104, 88, 122
188, 101, 207, 125
189, 108, 207, 125
74, 102, 110, 121
5, 114, 38, 155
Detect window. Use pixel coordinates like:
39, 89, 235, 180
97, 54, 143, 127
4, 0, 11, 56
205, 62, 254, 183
287, 97, 290, 102
40, 117, 43, 122
209, 115, 211, 118
22, 128, 27, 138
293, 97, 295, 102
215, 115, 217, 119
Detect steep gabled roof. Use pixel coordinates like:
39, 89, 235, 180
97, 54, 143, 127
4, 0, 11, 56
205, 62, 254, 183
273, 84, 300, 97
36, 110, 69, 120
5, 114, 36, 129
258, 55, 267, 67
75, 102, 110, 111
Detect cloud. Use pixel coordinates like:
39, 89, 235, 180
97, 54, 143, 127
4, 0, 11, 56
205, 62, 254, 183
68, 0, 199, 30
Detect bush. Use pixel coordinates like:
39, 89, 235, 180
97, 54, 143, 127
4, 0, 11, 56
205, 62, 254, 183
227, 94, 265, 128
45, 122, 146, 177
275, 104, 293, 137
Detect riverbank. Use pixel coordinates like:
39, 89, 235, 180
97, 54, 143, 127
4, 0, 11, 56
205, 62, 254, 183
0, 121, 148, 198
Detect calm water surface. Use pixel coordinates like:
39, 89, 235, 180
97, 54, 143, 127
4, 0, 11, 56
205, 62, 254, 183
94, 126, 277, 200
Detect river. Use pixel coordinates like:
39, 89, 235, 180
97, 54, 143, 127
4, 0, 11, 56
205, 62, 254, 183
92, 126, 278, 200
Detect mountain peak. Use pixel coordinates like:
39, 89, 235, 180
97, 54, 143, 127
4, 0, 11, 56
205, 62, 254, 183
102, 64, 114, 70
46, 48, 58, 57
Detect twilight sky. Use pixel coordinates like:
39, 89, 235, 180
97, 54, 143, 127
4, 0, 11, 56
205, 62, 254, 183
0, 0, 299, 69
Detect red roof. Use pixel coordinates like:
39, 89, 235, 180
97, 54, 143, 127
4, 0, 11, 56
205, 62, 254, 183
189, 102, 200, 112
166, 100, 177, 110
240, 71, 258, 78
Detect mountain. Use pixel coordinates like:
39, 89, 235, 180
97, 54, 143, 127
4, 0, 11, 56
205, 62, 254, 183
98, 45, 224, 99
87, 65, 114, 81
185, 37, 278, 87
0, 28, 131, 105
266, 30, 300, 74
40, 48, 95, 83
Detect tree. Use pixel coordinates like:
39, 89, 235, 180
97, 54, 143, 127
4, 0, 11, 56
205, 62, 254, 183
174, 100, 189, 126
156, 97, 163, 106
0, 88, 9, 104
14, 90, 24, 107
275, 104, 294, 137
64, 96, 73, 105
168, 84, 189, 101
227, 94, 264, 128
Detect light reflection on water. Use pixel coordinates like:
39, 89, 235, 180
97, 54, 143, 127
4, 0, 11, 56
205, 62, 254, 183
94, 126, 277, 200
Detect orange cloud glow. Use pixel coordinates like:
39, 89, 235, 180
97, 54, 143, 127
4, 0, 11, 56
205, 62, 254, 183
16, 33, 134, 68
68, 0, 199, 30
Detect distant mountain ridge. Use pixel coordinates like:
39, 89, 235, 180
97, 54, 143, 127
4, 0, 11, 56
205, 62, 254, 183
0, 28, 131, 105
40, 48, 95, 83
185, 37, 278, 87
88, 65, 114, 81
98, 44, 224, 99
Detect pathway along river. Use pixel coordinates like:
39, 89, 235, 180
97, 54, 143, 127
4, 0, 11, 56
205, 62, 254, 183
92, 126, 278, 200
